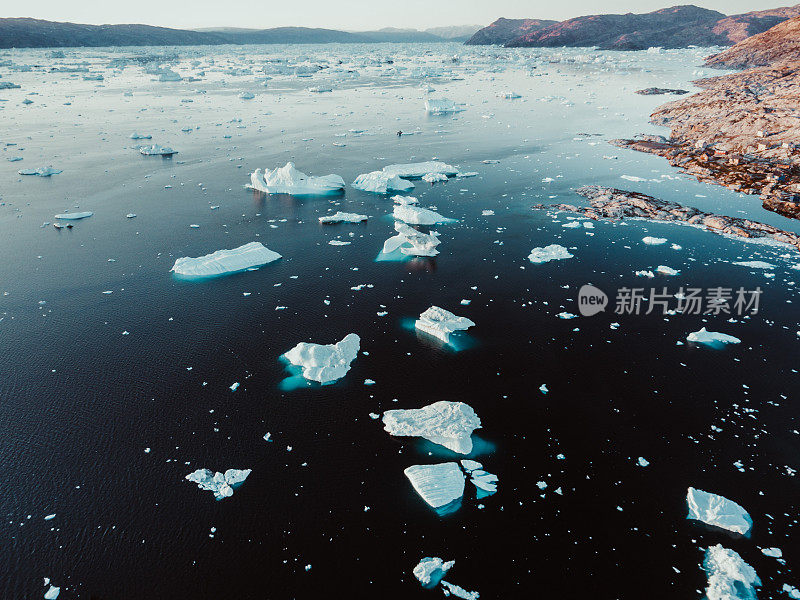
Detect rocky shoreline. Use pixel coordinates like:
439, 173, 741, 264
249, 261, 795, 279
535, 185, 800, 251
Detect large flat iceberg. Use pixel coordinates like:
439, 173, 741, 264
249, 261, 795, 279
393, 205, 456, 226
414, 306, 475, 344
687, 487, 752, 535
283, 333, 360, 384
383, 400, 481, 454
703, 544, 761, 600
249, 162, 345, 196
171, 242, 281, 278
686, 328, 741, 346
352, 171, 415, 194
527, 244, 574, 264
185, 468, 252, 500
382, 161, 458, 179
319, 212, 367, 224
404, 462, 465, 509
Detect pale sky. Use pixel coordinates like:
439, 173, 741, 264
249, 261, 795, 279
3, 0, 794, 31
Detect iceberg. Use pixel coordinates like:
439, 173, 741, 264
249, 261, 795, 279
352, 171, 415, 194
383, 400, 481, 454
414, 306, 475, 344
171, 242, 281, 278
422, 172, 448, 184
460, 460, 498, 496
381, 222, 441, 257
44, 585, 60, 600
393, 204, 456, 226
382, 161, 458, 179
185, 468, 252, 500
703, 544, 761, 600
413, 557, 454, 588
239, 91, 255, 100
392, 195, 418, 205
425, 98, 465, 114
404, 463, 465, 509
642, 236, 668, 245
54, 211, 93, 220
283, 333, 360, 384
686, 328, 741, 346
527, 244, 573, 264
441, 581, 480, 600
18, 166, 62, 177
250, 162, 345, 196
319, 212, 367, 224
139, 145, 177, 156
686, 487, 752, 535
656, 265, 679, 275
129, 132, 152, 140
733, 261, 775, 269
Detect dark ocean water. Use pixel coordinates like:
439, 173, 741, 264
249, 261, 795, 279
0, 44, 798, 599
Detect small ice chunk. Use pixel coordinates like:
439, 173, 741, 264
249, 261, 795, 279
686, 328, 741, 346
761, 547, 782, 558
392, 195, 419, 205
383, 400, 480, 454
637, 457, 649, 467
319, 212, 367, 224
733, 261, 775, 269
185, 468, 252, 500
422, 172, 448, 184
382, 222, 441, 257
656, 265, 679, 276
19, 166, 62, 177
393, 204, 456, 225
44, 513, 56, 520
44, 585, 60, 600
249, 162, 345, 196
527, 244, 573, 264
139, 145, 177, 156
54, 212, 93, 220
413, 557, 454, 588
283, 333, 360, 383
129, 132, 152, 139
440, 580, 480, 600
171, 242, 281, 277
424, 98, 465, 114
414, 306, 474, 343
404, 463, 465, 509
687, 487, 752, 535
703, 544, 760, 600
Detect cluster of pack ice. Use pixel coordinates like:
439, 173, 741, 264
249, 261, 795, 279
686, 488, 752, 535
382, 222, 441, 257
18, 166, 62, 177
413, 557, 454, 588
527, 244, 574, 264
171, 242, 281, 277
414, 306, 475, 344
319, 212, 367, 224
686, 328, 741, 346
185, 468, 252, 500
352, 171, 415, 194
139, 145, 177, 156
404, 463, 466, 509
393, 204, 456, 226
249, 162, 345, 195
283, 333, 360, 383
703, 544, 761, 600
425, 99, 465, 114
382, 400, 480, 454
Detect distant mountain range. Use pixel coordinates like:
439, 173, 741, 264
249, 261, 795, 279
467, 4, 800, 50
0, 18, 483, 48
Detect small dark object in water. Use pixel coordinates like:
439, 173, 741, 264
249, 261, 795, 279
397, 130, 402, 137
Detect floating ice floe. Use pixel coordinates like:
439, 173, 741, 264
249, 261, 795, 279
642, 236, 667, 245
171, 241, 281, 278
139, 145, 177, 156
414, 306, 475, 344
761, 547, 782, 559
392, 195, 418, 205
498, 91, 522, 99
686, 328, 741, 346
440, 581, 480, 600
413, 557, 454, 588
461, 460, 498, 497
352, 171, 415, 194
319, 212, 367, 224
703, 544, 761, 600
393, 204, 456, 226
54, 211, 93, 220
733, 260, 775, 269
44, 584, 60, 600
239, 91, 255, 100
129, 132, 152, 139
656, 265, 679, 275
283, 333, 360, 384
185, 468, 252, 500
18, 166, 62, 177
425, 98, 465, 114
404, 462, 465, 509
249, 162, 345, 196
381, 222, 441, 257
382, 400, 480, 454
686, 487, 752, 535
527, 244, 573, 264
382, 161, 458, 179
